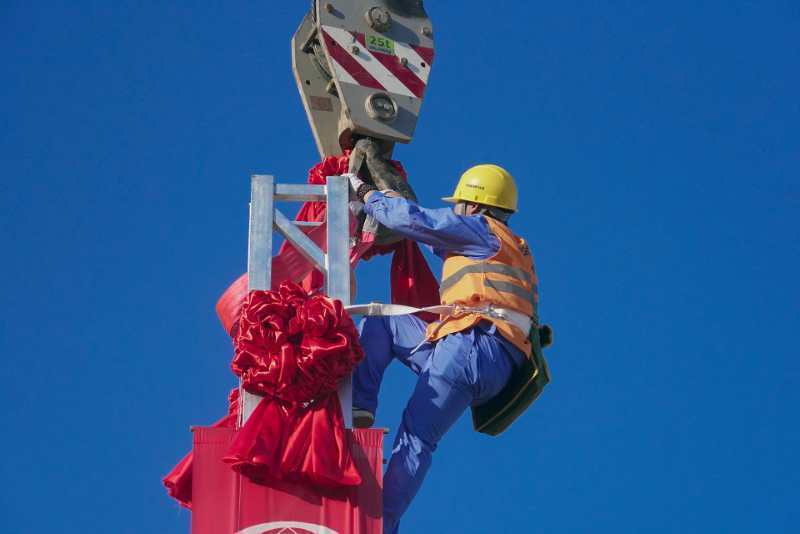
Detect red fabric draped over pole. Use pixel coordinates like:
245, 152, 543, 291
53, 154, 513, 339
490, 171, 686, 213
162, 389, 240, 509
190, 427, 384, 534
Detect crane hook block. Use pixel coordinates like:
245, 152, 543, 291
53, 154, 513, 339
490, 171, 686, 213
292, 0, 435, 158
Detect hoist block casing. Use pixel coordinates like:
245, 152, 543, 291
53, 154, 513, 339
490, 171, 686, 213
292, 0, 435, 157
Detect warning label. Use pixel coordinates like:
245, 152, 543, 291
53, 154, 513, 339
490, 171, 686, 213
366, 33, 395, 55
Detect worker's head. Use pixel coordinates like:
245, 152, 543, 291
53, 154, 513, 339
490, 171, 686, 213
442, 164, 518, 222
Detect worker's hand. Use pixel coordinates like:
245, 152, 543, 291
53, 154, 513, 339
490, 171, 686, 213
343, 172, 365, 193
381, 189, 402, 199
344, 172, 379, 202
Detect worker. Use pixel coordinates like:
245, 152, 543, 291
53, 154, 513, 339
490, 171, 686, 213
347, 164, 539, 534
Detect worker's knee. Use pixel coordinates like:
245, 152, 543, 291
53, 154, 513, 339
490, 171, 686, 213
397, 407, 439, 453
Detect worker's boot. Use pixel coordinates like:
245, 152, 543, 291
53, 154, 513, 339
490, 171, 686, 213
353, 407, 375, 429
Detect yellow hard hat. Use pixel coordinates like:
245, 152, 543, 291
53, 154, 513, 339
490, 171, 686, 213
442, 164, 518, 212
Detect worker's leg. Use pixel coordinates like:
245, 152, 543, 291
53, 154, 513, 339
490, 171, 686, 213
382, 330, 476, 534
353, 314, 432, 415
382, 324, 523, 533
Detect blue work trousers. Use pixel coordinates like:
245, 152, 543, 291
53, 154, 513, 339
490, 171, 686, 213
353, 315, 524, 534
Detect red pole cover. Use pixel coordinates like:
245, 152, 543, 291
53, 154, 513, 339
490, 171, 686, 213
191, 427, 383, 534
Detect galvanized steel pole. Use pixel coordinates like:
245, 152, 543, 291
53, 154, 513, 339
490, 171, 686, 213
325, 175, 353, 428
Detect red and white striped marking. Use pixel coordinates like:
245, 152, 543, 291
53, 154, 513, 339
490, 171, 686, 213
321, 25, 434, 100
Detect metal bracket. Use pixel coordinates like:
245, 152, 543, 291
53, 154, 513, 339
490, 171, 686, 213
241, 174, 353, 427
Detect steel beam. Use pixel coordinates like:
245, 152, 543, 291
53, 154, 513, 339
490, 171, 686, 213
242, 175, 274, 424
325, 176, 353, 428
274, 184, 326, 202
247, 175, 274, 292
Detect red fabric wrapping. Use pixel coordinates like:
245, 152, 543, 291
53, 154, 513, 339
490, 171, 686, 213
290, 153, 440, 306
163, 452, 193, 509
225, 393, 359, 488
162, 388, 240, 509
215, 221, 332, 337
190, 427, 384, 534
389, 238, 440, 322
223, 282, 364, 488
284, 153, 350, 293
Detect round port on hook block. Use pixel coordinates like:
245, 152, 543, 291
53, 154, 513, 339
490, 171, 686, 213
365, 93, 398, 122
365, 6, 392, 32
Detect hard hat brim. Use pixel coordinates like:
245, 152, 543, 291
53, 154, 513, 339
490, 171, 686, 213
442, 195, 517, 212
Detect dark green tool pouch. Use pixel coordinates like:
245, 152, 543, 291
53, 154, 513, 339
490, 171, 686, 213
471, 325, 552, 436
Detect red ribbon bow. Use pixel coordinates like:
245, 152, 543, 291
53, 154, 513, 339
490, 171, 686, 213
223, 282, 364, 488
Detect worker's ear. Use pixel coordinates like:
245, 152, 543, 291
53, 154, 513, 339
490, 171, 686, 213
467, 202, 483, 215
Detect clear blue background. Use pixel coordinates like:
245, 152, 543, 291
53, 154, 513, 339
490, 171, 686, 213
1, 2, 798, 533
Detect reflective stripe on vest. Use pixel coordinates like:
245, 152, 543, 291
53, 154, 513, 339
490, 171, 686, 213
440, 263, 534, 294
483, 279, 537, 310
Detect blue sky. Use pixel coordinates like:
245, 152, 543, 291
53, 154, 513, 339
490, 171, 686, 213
1, 2, 798, 533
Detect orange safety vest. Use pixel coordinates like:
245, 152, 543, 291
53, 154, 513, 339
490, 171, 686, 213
425, 217, 539, 356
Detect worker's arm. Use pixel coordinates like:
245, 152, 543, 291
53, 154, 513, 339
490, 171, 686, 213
362, 190, 499, 259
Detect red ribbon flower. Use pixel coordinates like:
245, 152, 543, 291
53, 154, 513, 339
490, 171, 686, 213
224, 282, 364, 488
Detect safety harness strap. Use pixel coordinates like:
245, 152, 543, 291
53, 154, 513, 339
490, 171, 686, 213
345, 302, 534, 334
344, 303, 454, 317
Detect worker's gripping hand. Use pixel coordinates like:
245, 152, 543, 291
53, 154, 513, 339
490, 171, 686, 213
344, 172, 378, 202
343, 172, 365, 193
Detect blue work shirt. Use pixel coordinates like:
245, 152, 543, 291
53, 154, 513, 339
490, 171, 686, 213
362, 191, 526, 367
363, 191, 500, 260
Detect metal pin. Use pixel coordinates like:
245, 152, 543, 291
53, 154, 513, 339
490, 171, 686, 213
352, 45, 360, 54
325, 2, 334, 13
422, 26, 432, 37
400, 57, 409, 67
